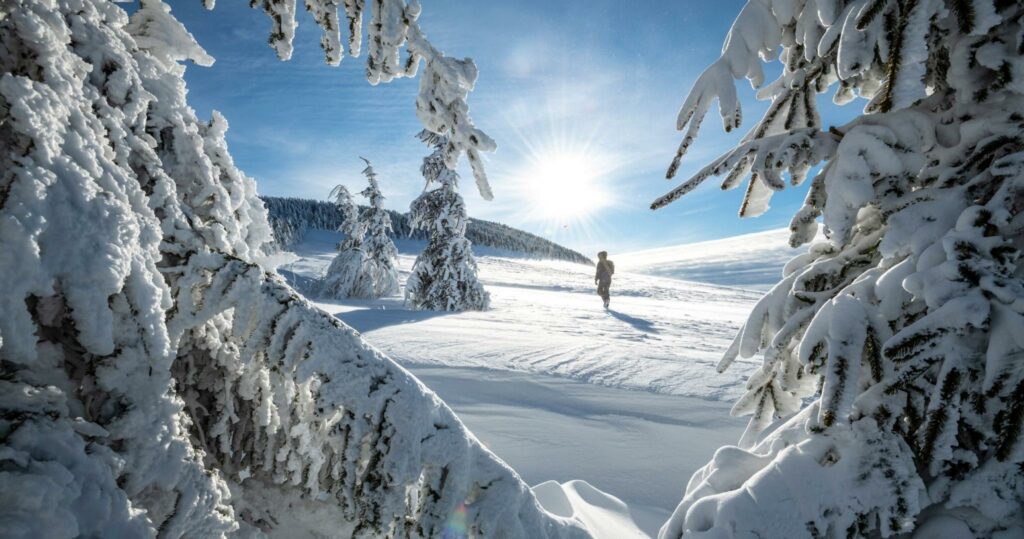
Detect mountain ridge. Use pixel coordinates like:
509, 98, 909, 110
262, 196, 594, 265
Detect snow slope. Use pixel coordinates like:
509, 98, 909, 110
281, 230, 762, 401
280, 230, 761, 536
618, 228, 806, 290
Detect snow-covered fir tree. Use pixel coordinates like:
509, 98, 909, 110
406, 131, 490, 311
0, 0, 583, 536
313, 184, 375, 298
358, 158, 402, 297
654, 1, 1024, 537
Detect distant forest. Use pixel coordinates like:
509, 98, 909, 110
262, 196, 593, 265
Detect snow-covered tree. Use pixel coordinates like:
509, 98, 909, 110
406, 131, 490, 311
313, 184, 375, 298
358, 158, 401, 297
0, 1, 582, 536
654, 1, 1024, 537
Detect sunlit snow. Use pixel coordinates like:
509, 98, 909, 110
279, 230, 761, 536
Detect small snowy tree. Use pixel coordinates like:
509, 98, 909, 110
359, 158, 401, 297
654, 1, 1024, 538
313, 185, 375, 298
406, 131, 490, 311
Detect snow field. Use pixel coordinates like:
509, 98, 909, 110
282, 231, 758, 536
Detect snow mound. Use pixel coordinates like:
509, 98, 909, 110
534, 480, 648, 539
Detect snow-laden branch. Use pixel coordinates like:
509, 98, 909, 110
168, 252, 582, 537
655, 1, 1024, 537
229, 0, 497, 199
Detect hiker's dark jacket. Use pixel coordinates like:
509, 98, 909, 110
596, 260, 615, 283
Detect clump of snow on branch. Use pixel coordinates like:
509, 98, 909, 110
237, 0, 497, 199
359, 158, 401, 297
0, 1, 584, 536
406, 130, 490, 311
654, 1, 1024, 537
312, 184, 375, 298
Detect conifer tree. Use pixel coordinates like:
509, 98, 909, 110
0, 1, 581, 536
313, 184, 375, 298
359, 158, 401, 297
406, 131, 490, 311
654, 1, 1024, 537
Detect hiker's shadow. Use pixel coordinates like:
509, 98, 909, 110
337, 308, 450, 333
607, 309, 659, 334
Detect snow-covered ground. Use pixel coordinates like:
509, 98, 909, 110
282, 230, 762, 400
618, 228, 808, 290
279, 229, 760, 536
411, 367, 744, 536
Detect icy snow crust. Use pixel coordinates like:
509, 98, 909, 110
0, 1, 583, 537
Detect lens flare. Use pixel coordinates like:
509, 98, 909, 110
441, 502, 469, 539
520, 151, 611, 222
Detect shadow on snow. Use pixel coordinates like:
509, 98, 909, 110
335, 307, 451, 333
607, 309, 659, 334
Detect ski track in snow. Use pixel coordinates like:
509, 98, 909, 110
280, 229, 761, 536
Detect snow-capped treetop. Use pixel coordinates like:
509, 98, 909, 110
127, 0, 215, 68
328, 184, 364, 250
359, 157, 383, 205
417, 129, 459, 188
358, 158, 401, 296
218, 0, 496, 199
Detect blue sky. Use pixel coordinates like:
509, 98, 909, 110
169, 0, 853, 255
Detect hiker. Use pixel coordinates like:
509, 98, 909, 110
595, 251, 615, 309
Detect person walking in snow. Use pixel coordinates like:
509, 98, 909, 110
595, 251, 615, 309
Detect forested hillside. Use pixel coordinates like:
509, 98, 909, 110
263, 196, 593, 264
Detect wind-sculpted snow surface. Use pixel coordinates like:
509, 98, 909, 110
0, 1, 583, 536
655, 0, 1024, 537
285, 238, 763, 401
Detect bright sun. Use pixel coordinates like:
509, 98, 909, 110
519, 152, 611, 223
